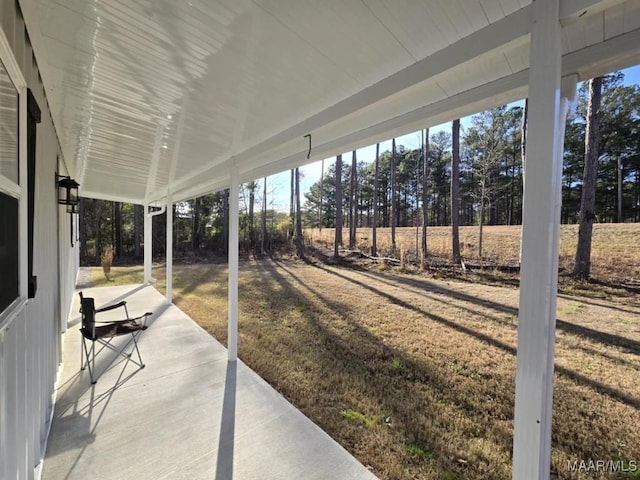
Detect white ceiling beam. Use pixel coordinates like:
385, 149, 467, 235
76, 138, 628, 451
164, 22, 640, 203
152, 10, 640, 205
78, 190, 143, 205
239, 73, 528, 184
238, 25, 640, 185
164, 0, 635, 198
234, 4, 532, 164
161, 4, 534, 197
561, 26, 640, 78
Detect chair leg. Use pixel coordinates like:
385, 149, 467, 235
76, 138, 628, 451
81, 330, 146, 384
131, 332, 145, 369
91, 342, 97, 384
81, 337, 97, 384
80, 336, 86, 370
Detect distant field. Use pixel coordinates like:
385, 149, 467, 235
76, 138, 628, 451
306, 224, 640, 283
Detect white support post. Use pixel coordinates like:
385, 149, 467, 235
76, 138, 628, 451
228, 166, 239, 362
144, 203, 152, 284
166, 195, 173, 304
512, 0, 572, 478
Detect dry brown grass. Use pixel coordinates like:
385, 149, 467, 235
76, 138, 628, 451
307, 224, 640, 284
86, 224, 640, 479
141, 258, 640, 480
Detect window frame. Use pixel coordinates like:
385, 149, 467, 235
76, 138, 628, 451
0, 26, 29, 332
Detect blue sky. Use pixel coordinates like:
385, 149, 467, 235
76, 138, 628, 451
261, 64, 640, 211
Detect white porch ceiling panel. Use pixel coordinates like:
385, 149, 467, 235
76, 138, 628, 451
17, 0, 640, 204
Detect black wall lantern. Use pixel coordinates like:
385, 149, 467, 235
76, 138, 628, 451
66, 203, 80, 214
56, 173, 80, 247
56, 174, 80, 207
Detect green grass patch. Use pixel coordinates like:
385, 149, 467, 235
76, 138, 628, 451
341, 409, 381, 429
558, 301, 586, 317
392, 357, 404, 370
404, 440, 434, 462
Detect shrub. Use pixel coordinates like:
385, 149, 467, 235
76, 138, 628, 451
101, 245, 114, 281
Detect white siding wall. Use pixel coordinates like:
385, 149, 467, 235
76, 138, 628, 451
0, 1, 78, 478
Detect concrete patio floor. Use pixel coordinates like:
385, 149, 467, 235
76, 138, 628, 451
43, 284, 378, 480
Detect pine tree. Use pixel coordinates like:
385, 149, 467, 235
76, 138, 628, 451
451, 119, 461, 262
574, 76, 603, 279
334, 155, 343, 258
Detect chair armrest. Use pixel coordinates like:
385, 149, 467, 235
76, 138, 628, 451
132, 312, 153, 327
96, 301, 127, 313
94, 311, 152, 327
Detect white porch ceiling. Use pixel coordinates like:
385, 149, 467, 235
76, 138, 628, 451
18, 0, 640, 204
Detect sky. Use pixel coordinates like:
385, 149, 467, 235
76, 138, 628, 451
260, 65, 640, 212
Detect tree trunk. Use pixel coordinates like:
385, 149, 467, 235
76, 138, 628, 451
334, 155, 343, 258
617, 157, 623, 223
574, 76, 603, 279
79, 197, 87, 259
262, 177, 268, 254
134, 204, 142, 258
421, 129, 430, 265
349, 150, 357, 249
391, 139, 397, 250
451, 119, 461, 262
192, 197, 201, 251
222, 189, 229, 255
289, 169, 295, 240
319, 159, 324, 230
94, 199, 101, 264
248, 182, 256, 250
114, 202, 122, 257
111, 202, 116, 250
295, 167, 304, 258
479, 179, 485, 258
372, 143, 379, 256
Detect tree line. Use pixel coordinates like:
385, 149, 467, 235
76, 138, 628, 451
80, 71, 638, 279
304, 72, 640, 234
78, 185, 295, 264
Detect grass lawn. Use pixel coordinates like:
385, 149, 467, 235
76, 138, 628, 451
87, 236, 640, 479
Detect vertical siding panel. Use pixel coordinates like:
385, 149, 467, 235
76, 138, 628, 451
18, 312, 29, 479
6, 324, 19, 478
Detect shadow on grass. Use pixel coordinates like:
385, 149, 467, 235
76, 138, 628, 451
251, 260, 515, 478
163, 258, 640, 479
354, 268, 640, 356
306, 262, 640, 411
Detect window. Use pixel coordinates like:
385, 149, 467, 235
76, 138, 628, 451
0, 59, 18, 183
0, 194, 18, 311
0, 56, 20, 313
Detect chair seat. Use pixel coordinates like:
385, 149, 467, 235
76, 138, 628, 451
82, 321, 147, 341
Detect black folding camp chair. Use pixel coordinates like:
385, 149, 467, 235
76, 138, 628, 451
79, 292, 152, 384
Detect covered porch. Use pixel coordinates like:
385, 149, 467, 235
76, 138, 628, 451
43, 284, 376, 480
0, 0, 638, 478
